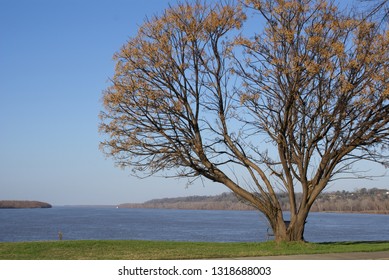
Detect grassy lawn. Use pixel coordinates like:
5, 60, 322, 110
1, 240, 389, 259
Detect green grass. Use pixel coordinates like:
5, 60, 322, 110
1, 240, 389, 259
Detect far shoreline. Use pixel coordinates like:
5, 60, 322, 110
0, 200, 52, 209
116, 189, 389, 214
117, 207, 389, 215
49, 204, 389, 215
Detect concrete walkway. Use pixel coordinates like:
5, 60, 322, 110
231, 251, 389, 260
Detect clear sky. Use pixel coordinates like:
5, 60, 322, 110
0, 0, 387, 205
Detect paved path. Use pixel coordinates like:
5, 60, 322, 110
231, 251, 389, 260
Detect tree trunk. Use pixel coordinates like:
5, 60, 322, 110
270, 211, 308, 242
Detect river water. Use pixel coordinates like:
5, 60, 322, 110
1, 207, 388, 242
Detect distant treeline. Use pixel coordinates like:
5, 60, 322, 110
119, 192, 251, 211
119, 188, 389, 214
0, 200, 52, 209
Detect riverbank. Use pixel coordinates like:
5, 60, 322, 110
1, 240, 389, 260
0, 200, 52, 209
118, 189, 389, 214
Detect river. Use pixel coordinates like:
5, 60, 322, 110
1, 207, 388, 242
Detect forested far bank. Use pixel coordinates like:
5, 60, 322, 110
119, 188, 389, 214
0, 200, 52, 209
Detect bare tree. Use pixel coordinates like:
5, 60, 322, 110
100, 0, 388, 241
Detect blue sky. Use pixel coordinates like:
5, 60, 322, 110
0, 0, 387, 205
0, 0, 228, 205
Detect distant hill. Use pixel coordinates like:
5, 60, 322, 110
118, 188, 389, 214
119, 192, 254, 211
0, 200, 52, 209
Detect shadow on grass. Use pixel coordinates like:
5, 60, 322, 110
317, 240, 389, 245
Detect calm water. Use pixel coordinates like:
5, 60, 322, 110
0, 207, 388, 242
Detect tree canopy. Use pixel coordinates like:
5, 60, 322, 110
100, 0, 389, 241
